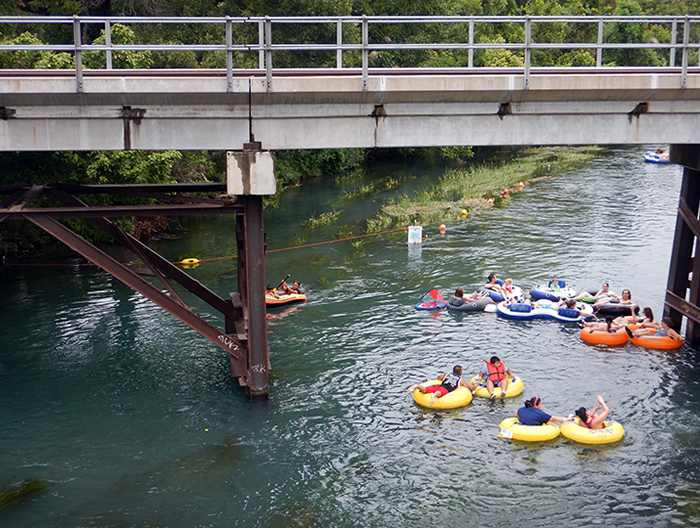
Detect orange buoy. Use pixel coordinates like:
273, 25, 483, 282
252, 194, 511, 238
519, 181, 524, 189
439, 224, 446, 233
487, 198, 494, 205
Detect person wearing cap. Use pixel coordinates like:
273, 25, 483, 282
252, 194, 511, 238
516, 396, 570, 425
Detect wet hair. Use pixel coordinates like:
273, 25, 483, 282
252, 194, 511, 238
452, 365, 463, 375
622, 289, 631, 299
490, 356, 500, 364
266, 284, 273, 290
488, 273, 496, 282
524, 396, 541, 408
643, 307, 654, 321
575, 407, 589, 424
455, 287, 464, 297
605, 315, 614, 332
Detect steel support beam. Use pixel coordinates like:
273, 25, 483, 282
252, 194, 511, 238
23, 212, 244, 359
236, 195, 270, 398
666, 144, 700, 345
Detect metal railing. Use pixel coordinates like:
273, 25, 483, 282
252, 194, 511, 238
0, 15, 698, 92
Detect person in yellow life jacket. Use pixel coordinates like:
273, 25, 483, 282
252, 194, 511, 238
479, 356, 514, 399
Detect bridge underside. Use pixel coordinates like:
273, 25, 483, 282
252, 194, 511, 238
0, 69, 699, 151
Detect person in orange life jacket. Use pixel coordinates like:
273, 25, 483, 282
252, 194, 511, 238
516, 396, 572, 425
479, 356, 514, 399
407, 365, 477, 406
574, 395, 609, 429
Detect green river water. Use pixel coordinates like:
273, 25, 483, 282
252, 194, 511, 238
1, 146, 699, 527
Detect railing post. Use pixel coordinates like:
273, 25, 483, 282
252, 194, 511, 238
265, 16, 272, 91
468, 19, 474, 68
596, 19, 604, 68
73, 16, 83, 93
524, 17, 531, 89
226, 17, 233, 92
362, 15, 368, 90
681, 17, 689, 88
336, 18, 343, 68
104, 21, 112, 70
258, 20, 265, 69
670, 20, 677, 67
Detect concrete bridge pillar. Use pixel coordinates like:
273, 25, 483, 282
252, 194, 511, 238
665, 145, 700, 346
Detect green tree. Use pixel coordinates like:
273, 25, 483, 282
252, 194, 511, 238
602, 0, 662, 66
83, 23, 153, 69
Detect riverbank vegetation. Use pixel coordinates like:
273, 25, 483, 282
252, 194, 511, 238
366, 146, 603, 232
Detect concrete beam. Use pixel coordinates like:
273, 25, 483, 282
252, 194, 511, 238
0, 70, 698, 151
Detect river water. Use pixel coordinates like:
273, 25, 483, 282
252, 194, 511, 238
2, 146, 699, 527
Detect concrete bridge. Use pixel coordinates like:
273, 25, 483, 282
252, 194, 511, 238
1, 67, 699, 151
2, 15, 700, 397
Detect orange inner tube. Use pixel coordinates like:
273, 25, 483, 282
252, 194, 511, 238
580, 327, 629, 346
631, 334, 683, 349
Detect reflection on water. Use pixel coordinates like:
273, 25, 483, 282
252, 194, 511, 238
2, 147, 700, 526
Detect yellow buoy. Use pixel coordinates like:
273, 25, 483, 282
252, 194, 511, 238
181, 258, 200, 265
461, 209, 467, 217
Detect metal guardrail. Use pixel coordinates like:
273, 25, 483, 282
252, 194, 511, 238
0, 15, 698, 92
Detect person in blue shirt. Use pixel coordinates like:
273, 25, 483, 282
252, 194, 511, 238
516, 396, 570, 425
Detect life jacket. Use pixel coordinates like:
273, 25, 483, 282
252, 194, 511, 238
440, 372, 462, 392
484, 360, 505, 383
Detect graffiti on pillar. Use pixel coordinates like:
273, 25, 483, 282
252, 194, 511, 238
218, 334, 241, 353
250, 363, 267, 374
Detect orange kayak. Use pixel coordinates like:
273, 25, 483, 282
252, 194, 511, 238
265, 292, 307, 306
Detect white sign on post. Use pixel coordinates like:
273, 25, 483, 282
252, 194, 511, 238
408, 225, 423, 244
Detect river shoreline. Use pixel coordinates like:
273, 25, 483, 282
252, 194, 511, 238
366, 146, 605, 231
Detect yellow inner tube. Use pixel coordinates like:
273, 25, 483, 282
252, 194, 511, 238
469, 374, 524, 399
498, 417, 560, 442
560, 418, 625, 444
412, 380, 473, 410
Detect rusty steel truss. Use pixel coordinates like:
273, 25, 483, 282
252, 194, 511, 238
0, 182, 271, 398
665, 144, 700, 346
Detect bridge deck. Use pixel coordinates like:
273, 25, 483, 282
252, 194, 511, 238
0, 68, 698, 151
